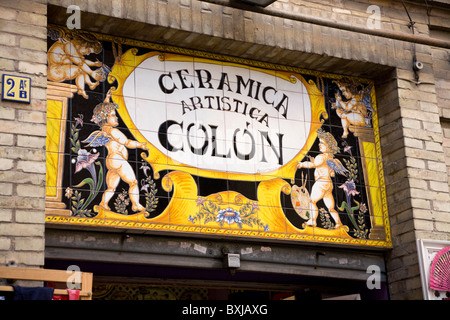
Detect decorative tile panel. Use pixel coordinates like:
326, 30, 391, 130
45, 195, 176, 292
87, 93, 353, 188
45, 26, 391, 248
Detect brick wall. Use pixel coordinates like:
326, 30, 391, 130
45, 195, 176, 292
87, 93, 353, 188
443, 121, 450, 189
379, 65, 450, 298
0, 0, 47, 272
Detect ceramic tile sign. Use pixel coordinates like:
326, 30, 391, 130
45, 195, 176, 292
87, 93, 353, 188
2, 74, 31, 103
45, 26, 391, 248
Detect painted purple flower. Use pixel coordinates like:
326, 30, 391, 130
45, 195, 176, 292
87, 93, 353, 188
339, 179, 360, 214
343, 145, 352, 156
75, 149, 99, 174
251, 202, 259, 211
74, 149, 99, 187
216, 208, 242, 225
74, 114, 84, 127
342, 141, 353, 156
339, 180, 360, 197
196, 197, 207, 207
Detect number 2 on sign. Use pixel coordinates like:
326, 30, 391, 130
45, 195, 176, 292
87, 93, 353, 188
6, 78, 15, 97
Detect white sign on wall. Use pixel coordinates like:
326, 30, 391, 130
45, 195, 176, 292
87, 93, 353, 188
122, 55, 312, 174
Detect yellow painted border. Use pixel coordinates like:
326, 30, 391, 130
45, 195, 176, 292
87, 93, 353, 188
45, 214, 391, 248
46, 100, 63, 197
369, 86, 391, 244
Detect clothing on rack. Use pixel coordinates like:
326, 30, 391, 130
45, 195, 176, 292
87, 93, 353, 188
52, 289, 80, 300
13, 285, 55, 300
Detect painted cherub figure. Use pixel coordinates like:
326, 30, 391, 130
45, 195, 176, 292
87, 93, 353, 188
296, 129, 348, 228
83, 89, 148, 213
47, 29, 108, 99
331, 79, 372, 138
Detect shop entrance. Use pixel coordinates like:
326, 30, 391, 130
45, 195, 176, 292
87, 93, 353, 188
45, 259, 388, 300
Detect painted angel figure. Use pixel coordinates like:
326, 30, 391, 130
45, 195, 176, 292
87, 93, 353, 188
331, 79, 373, 138
83, 89, 148, 213
47, 28, 110, 99
296, 129, 348, 228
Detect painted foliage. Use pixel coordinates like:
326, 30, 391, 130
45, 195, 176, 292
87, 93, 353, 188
45, 26, 391, 247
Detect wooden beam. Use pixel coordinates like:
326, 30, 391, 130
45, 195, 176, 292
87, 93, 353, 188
0, 266, 93, 300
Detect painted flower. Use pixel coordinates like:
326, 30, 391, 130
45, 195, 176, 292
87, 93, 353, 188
118, 192, 130, 205
343, 145, 352, 156
75, 149, 99, 174
216, 208, 242, 225
140, 181, 150, 193
359, 202, 368, 214
338, 180, 360, 197
74, 114, 84, 127
65, 187, 73, 199
74, 149, 99, 187
342, 141, 353, 156
251, 202, 259, 211
196, 197, 207, 207
140, 161, 151, 177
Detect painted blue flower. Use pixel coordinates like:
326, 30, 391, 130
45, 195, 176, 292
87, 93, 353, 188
216, 208, 242, 225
